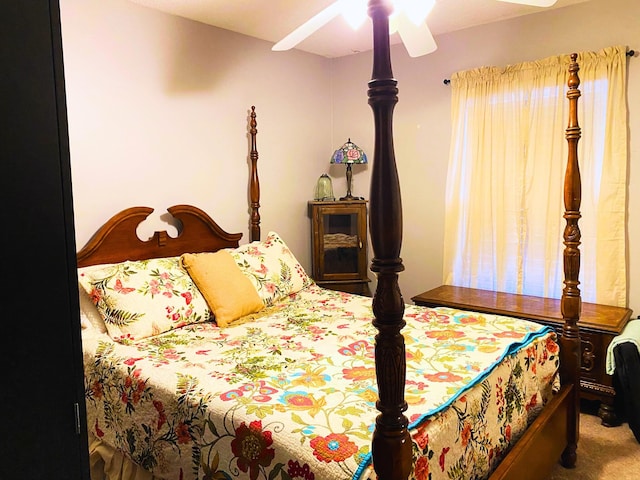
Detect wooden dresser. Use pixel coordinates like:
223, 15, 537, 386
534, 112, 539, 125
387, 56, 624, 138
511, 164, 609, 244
412, 285, 633, 426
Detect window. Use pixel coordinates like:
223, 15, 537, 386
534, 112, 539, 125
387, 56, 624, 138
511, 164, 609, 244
443, 47, 628, 306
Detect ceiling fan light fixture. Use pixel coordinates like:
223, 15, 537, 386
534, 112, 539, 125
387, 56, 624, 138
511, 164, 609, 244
397, 0, 436, 26
341, 0, 368, 30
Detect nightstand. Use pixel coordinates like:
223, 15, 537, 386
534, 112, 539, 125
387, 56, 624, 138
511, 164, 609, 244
308, 200, 371, 296
412, 285, 633, 426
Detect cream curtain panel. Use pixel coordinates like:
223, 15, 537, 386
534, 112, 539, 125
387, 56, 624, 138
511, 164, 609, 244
443, 46, 628, 306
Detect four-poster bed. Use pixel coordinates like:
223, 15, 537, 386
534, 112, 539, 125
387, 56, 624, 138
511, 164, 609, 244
365, 2, 581, 476
77, 2, 582, 479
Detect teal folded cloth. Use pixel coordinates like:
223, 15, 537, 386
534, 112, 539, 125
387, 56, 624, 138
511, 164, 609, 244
606, 319, 640, 375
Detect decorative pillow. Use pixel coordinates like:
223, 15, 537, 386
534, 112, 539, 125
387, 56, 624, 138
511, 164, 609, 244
181, 250, 264, 328
78, 257, 211, 343
77, 283, 107, 334
229, 231, 312, 306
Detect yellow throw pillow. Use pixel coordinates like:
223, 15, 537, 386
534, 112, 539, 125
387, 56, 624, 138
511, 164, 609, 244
181, 250, 264, 327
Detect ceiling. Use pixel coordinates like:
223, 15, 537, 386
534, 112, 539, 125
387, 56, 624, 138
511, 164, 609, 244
129, 0, 590, 58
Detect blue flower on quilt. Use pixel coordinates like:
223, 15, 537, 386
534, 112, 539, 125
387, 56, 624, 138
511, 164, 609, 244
301, 425, 316, 435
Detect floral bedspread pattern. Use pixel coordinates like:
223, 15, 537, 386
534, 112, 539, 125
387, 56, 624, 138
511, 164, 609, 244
83, 284, 558, 480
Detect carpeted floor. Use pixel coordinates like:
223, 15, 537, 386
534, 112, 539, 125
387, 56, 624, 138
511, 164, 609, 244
547, 409, 640, 479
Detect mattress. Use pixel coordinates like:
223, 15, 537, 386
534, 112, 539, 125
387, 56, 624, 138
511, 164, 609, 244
82, 284, 559, 480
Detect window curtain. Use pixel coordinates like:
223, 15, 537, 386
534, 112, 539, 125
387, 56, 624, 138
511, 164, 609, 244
443, 46, 628, 306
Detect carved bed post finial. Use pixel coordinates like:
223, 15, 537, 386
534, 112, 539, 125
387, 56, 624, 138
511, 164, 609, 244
367, 1, 411, 479
560, 52, 581, 468
249, 105, 261, 242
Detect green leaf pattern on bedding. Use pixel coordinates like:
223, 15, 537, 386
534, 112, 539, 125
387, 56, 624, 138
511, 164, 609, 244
83, 284, 558, 480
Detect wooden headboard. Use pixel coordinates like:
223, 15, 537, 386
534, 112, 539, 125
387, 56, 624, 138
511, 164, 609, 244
77, 107, 260, 268
76, 204, 243, 267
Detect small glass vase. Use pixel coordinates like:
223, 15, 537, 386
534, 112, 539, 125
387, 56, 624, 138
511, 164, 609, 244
314, 174, 335, 201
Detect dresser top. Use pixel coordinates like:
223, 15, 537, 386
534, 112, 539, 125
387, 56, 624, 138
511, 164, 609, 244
412, 285, 633, 334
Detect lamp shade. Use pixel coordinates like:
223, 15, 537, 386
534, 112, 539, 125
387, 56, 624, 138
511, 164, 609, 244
330, 138, 367, 165
330, 139, 367, 201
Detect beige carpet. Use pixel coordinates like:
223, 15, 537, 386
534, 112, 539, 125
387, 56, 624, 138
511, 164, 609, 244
548, 411, 640, 479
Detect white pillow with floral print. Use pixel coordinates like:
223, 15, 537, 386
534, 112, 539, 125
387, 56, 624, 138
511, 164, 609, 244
78, 257, 211, 343
229, 231, 313, 307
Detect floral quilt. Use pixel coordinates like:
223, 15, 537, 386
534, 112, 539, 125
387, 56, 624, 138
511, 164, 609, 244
83, 284, 559, 480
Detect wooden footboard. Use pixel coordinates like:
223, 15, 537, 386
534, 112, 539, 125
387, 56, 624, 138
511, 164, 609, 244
490, 384, 574, 480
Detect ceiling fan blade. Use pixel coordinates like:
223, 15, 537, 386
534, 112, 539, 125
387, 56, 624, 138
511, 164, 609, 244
272, 1, 343, 51
496, 0, 558, 6
396, 12, 437, 58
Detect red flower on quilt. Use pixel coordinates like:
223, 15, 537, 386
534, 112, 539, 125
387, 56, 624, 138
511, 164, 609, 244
545, 335, 559, 354
424, 371, 463, 383
460, 422, 472, 447
287, 460, 315, 480
91, 380, 103, 399
153, 400, 166, 429
439, 446, 450, 471
123, 357, 143, 366
493, 331, 524, 339
94, 419, 104, 438
415, 456, 430, 479
176, 422, 191, 444
456, 314, 484, 325
310, 433, 357, 463
425, 330, 464, 341
231, 420, 275, 480
89, 287, 103, 305
414, 423, 430, 450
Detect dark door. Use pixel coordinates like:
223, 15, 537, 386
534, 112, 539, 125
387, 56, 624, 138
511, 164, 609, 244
1, 1, 89, 478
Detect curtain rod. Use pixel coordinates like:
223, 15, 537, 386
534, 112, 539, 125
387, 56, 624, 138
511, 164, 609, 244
443, 49, 636, 85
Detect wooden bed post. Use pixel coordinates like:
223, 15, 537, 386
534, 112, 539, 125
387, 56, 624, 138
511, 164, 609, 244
560, 53, 582, 468
249, 105, 261, 242
367, 1, 411, 479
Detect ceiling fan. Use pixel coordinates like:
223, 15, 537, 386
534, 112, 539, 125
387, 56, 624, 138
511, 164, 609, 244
272, 0, 558, 58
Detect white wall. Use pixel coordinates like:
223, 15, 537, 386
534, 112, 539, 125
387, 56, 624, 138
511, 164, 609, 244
62, 0, 640, 311
332, 0, 640, 307
61, 0, 334, 272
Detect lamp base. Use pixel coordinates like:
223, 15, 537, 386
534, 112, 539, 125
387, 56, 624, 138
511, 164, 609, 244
340, 163, 364, 201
